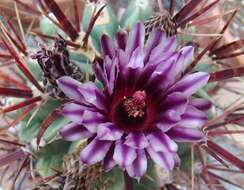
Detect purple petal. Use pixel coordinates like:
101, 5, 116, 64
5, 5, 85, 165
101, 35, 116, 58
144, 28, 164, 63
180, 46, 194, 72
76, 82, 99, 104
189, 98, 211, 111
107, 57, 119, 95
135, 63, 159, 90
95, 88, 108, 111
173, 153, 181, 167
104, 55, 113, 77
179, 106, 207, 127
146, 146, 175, 171
147, 130, 178, 152
82, 110, 106, 133
118, 49, 129, 68
128, 47, 144, 69
113, 141, 137, 169
155, 52, 179, 71
66, 79, 107, 111
166, 126, 204, 142
169, 72, 210, 96
173, 46, 194, 76
59, 122, 93, 141
103, 144, 116, 171
125, 132, 149, 149
126, 149, 147, 179
144, 52, 182, 92
57, 76, 85, 102
164, 36, 177, 52
115, 50, 129, 88
80, 138, 112, 164
148, 35, 176, 63
156, 110, 181, 132
116, 31, 128, 50
126, 22, 145, 57
57, 77, 107, 111
93, 60, 107, 86
160, 92, 188, 115
143, 59, 176, 92
62, 103, 84, 124
97, 122, 123, 141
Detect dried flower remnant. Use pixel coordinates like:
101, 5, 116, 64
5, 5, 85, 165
57, 22, 210, 179
32, 36, 84, 99
144, 10, 177, 38
37, 143, 107, 190
144, 0, 221, 39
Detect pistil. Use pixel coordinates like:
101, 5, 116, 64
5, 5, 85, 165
122, 90, 147, 118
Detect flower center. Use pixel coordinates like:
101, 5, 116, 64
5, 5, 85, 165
110, 89, 156, 132
122, 90, 147, 118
